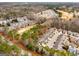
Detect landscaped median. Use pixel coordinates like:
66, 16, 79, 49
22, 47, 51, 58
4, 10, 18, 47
21, 24, 47, 51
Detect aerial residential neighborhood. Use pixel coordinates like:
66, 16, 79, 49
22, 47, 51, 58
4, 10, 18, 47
0, 2, 79, 56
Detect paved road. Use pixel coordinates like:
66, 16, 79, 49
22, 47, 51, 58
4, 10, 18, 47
39, 28, 54, 42
17, 25, 36, 35
53, 34, 63, 49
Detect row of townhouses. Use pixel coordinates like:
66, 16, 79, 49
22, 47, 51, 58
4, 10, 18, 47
0, 16, 35, 31
38, 28, 79, 55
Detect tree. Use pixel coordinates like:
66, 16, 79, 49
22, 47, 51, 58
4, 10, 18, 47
43, 46, 75, 56
0, 43, 12, 55
11, 45, 20, 55
7, 30, 20, 40
0, 35, 4, 43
